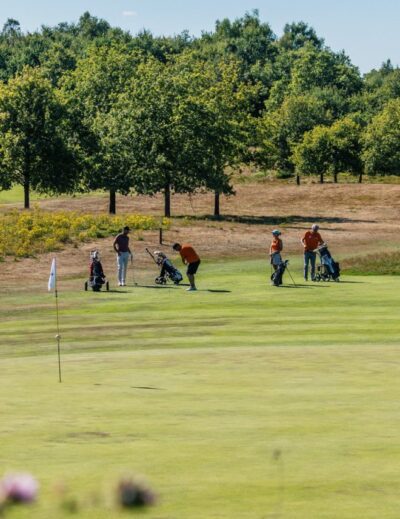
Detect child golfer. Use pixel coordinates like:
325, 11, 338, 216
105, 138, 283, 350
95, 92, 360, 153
270, 229, 283, 271
172, 243, 200, 291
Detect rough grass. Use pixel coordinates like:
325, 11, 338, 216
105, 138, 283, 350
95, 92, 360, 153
342, 250, 400, 275
1, 260, 400, 518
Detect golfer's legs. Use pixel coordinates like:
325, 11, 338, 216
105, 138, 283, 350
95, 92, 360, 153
117, 254, 123, 284
188, 273, 195, 289
117, 252, 129, 284
121, 252, 129, 284
310, 252, 316, 279
303, 252, 309, 280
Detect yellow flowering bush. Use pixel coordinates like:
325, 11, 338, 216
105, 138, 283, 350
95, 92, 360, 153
0, 207, 171, 260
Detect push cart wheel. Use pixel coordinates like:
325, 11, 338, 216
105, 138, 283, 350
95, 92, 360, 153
106, 281, 110, 291
84, 281, 88, 291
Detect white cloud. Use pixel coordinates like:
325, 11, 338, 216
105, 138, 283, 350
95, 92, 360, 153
122, 10, 137, 17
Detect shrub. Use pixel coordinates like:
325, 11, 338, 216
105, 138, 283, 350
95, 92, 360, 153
0, 207, 170, 260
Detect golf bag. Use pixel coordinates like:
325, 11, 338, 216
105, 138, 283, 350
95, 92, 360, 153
315, 244, 340, 281
271, 260, 289, 286
85, 250, 109, 292
146, 248, 183, 285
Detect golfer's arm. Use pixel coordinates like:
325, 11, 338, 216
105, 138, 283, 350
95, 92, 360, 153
113, 240, 119, 254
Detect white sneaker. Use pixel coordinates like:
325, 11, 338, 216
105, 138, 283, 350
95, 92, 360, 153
118, 282, 122, 286
186, 287, 197, 291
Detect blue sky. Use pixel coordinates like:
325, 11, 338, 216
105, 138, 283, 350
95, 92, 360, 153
0, 0, 399, 74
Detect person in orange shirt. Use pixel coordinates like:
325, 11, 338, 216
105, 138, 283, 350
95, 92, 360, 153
270, 229, 283, 272
301, 224, 324, 281
172, 243, 200, 291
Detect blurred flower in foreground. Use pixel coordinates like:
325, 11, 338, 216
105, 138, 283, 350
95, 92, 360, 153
117, 478, 156, 509
1, 473, 39, 504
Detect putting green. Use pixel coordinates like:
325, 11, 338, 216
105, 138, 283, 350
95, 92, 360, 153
1, 259, 400, 518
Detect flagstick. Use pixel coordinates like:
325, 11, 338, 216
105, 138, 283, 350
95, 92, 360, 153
55, 287, 62, 383
49, 256, 62, 383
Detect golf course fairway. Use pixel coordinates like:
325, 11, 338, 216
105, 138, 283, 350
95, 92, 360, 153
1, 259, 399, 518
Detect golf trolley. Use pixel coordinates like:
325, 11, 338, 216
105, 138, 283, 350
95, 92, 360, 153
314, 244, 340, 282
146, 248, 183, 285
84, 250, 110, 292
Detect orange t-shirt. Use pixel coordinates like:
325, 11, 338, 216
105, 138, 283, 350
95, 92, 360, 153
302, 231, 323, 251
180, 244, 200, 264
270, 237, 283, 253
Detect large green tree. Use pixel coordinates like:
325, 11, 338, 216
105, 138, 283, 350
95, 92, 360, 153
257, 93, 330, 176
99, 53, 254, 217
0, 67, 78, 208
363, 99, 400, 176
60, 42, 144, 213
293, 116, 363, 183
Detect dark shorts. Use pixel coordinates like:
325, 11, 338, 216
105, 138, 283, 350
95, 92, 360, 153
187, 260, 200, 275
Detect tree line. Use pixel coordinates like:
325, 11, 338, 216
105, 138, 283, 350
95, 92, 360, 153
0, 11, 399, 215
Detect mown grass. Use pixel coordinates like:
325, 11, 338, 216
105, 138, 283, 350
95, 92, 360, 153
1, 260, 400, 518
0, 186, 40, 204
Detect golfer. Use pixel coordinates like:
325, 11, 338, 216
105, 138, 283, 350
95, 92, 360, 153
172, 243, 200, 291
270, 229, 283, 272
113, 226, 132, 286
301, 224, 324, 281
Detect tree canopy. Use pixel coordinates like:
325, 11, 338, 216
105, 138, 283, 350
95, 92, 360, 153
0, 10, 400, 211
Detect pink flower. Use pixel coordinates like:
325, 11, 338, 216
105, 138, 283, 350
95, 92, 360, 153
1, 473, 39, 504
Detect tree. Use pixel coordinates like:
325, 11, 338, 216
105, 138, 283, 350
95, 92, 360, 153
328, 116, 363, 182
363, 99, 400, 176
1, 19, 22, 40
293, 125, 331, 183
0, 67, 78, 208
293, 116, 363, 183
101, 53, 253, 217
257, 93, 330, 176
279, 22, 324, 51
196, 11, 276, 112
60, 43, 144, 213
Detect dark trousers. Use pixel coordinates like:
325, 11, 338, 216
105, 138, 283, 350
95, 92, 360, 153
304, 251, 316, 280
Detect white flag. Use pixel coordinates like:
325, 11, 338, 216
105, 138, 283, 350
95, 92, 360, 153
48, 258, 57, 292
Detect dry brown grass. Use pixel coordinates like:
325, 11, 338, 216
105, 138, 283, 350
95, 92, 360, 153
1, 181, 400, 288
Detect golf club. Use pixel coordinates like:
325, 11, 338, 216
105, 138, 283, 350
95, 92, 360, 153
285, 263, 297, 287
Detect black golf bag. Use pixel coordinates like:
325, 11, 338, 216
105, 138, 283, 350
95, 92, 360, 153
315, 245, 340, 281
271, 260, 288, 286
156, 257, 183, 285
146, 248, 183, 285
85, 250, 109, 292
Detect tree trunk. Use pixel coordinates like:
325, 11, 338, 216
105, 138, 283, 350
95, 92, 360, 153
296, 174, 300, 185
214, 191, 220, 218
319, 172, 324, 184
358, 172, 363, 183
164, 183, 171, 218
109, 189, 116, 214
23, 175, 30, 209
333, 172, 338, 183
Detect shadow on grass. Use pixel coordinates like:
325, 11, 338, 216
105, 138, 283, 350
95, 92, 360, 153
200, 289, 232, 293
131, 386, 165, 391
132, 284, 180, 289
335, 280, 365, 284
175, 214, 376, 226
278, 284, 330, 289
